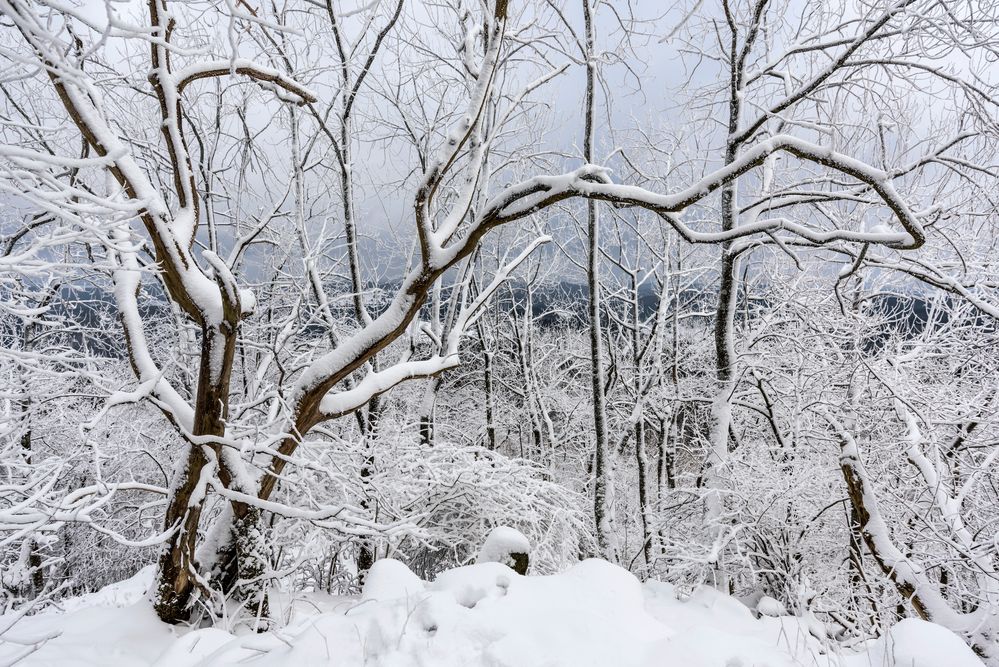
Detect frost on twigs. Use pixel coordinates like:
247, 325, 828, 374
476, 526, 531, 575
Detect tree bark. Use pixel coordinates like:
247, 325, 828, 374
582, 0, 616, 562
153, 321, 242, 623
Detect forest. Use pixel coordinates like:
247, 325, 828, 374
2, 0, 999, 664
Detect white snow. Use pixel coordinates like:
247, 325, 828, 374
0, 560, 984, 667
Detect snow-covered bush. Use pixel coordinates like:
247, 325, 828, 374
273, 441, 591, 591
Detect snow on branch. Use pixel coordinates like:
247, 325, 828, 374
173, 59, 317, 104
313, 237, 550, 422
479, 135, 924, 251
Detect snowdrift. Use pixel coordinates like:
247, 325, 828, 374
0, 560, 983, 667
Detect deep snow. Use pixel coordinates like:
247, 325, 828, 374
0, 560, 983, 667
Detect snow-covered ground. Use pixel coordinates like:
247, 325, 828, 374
0, 559, 983, 667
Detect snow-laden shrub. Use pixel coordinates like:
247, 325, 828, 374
274, 441, 592, 591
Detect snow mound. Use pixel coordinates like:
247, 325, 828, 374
756, 595, 787, 617
861, 618, 984, 667
0, 567, 171, 666
1, 560, 985, 667
360, 558, 426, 602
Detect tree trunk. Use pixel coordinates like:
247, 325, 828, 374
356, 396, 381, 585
152, 323, 243, 623
152, 446, 211, 623
631, 273, 652, 569
483, 349, 497, 450
582, 0, 616, 562
704, 19, 747, 591
19, 406, 45, 596
418, 378, 440, 447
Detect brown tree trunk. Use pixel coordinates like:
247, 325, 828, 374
153, 323, 242, 623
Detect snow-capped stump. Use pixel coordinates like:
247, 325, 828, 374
476, 526, 531, 575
